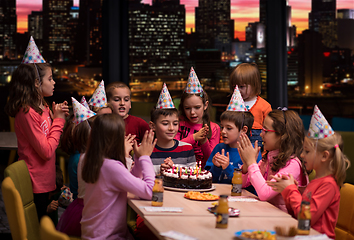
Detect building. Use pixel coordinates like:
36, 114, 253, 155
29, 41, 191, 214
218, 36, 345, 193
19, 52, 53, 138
42, 0, 74, 62
245, 22, 265, 49
128, 0, 186, 81
0, 0, 17, 60
298, 30, 323, 94
28, 11, 43, 53
309, 0, 337, 48
195, 0, 234, 56
77, 0, 103, 66
337, 9, 354, 54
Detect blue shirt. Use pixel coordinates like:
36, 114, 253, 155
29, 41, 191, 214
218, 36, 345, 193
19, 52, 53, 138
68, 151, 80, 199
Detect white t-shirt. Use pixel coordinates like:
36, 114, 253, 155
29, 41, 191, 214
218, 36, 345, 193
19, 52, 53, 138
245, 98, 257, 111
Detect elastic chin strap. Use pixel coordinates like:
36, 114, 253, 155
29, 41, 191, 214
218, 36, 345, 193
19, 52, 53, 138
34, 63, 41, 84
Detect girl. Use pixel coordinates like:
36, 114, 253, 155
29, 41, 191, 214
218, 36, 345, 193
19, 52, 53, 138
229, 63, 272, 146
176, 90, 220, 168
268, 130, 350, 238
81, 114, 156, 240
237, 109, 308, 212
4, 63, 69, 220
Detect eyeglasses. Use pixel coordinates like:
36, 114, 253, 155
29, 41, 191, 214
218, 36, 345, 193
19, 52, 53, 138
261, 127, 277, 133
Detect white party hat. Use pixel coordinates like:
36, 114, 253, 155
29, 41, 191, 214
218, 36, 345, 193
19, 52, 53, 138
22, 36, 46, 64
156, 83, 175, 109
72, 97, 96, 125
80, 96, 90, 109
88, 80, 107, 108
227, 85, 247, 111
307, 105, 334, 139
184, 67, 203, 94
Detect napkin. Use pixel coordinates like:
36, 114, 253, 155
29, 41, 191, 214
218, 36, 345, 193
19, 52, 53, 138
142, 207, 183, 213
228, 196, 258, 202
160, 230, 198, 240
292, 235, 331, 240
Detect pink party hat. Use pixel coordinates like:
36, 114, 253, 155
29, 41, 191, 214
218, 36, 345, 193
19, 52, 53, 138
156, 83, 175, 109
80, 96, 90, 109
88, 80, 107, 108
227, 85, 247, 111
308, 105, 334, 139
72, 97, 96, 125
21, 36, 46, 64
184, 67, 203, 94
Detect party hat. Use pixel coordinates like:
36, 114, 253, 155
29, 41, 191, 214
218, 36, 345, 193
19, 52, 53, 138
80, 96, 90, 109
156, 83, 175, 109
72, 97, 96, 125
227, 85, 247, 111
88, 80, 107, 108
307, 105, 334, 139
22, 36, 46, 64
184, 67, 203, 94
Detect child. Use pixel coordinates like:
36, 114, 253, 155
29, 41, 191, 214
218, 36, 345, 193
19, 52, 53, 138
106, 81, 150, 143
229, 63, 272, 146
4, 36, 69, 221
81, 114, 156, 240
149, 83, 196, 175
237, 108, 308, 212
46, 165, 64, 226
176, 67, 220, 168
267, 106, 350, 239
205, 86, 261, 183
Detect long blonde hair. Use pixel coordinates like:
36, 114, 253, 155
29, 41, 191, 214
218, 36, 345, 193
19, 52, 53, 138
305, 133, 351, 187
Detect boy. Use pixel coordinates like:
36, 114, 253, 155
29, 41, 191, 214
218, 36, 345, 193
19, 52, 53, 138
149, 83, 196, 175
106, 82, 150, 143
204, 86, 262, 184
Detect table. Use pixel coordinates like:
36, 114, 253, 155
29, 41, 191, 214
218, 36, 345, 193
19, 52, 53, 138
0, 132, 18, 150
128, 184, 321, 240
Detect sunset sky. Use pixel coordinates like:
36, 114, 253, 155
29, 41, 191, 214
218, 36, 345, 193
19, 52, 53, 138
17, 0, 353, 41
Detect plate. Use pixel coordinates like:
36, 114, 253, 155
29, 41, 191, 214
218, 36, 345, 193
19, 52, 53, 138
184, 192, 219, 201
164, 185, 216, 192
235, 229, 276, 240
208, 206, 240, 217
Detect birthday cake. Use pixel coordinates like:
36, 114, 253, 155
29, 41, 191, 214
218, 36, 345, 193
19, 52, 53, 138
161, 166, 213, 189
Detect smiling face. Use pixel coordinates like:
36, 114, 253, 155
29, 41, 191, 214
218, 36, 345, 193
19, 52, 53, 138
183, 95, 208, 124
40, 68, 55, 97
260, 115, 281, 151
220, 119, 244, 148
108, 87, 131, 119
150, 113, 179, 146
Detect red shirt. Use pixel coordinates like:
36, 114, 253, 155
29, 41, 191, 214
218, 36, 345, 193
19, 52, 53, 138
124, 115, 150, 144
282, 175, 340, 239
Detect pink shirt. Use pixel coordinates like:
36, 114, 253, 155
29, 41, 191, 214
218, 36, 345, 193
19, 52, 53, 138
242, 150, 308, 212
175, 120, 220, 168
282, 175, 340, 239
15, 106, 65, 193
81, 155, 155, 240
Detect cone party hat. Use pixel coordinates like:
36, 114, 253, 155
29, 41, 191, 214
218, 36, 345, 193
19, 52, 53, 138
307, 105, 334, 139
184, 67, 203, 94
88, 80, 107, 108
156, 83, 175, 109
226, 85, 247, 111
72, 97, 96, 125
22, 36, 46, 64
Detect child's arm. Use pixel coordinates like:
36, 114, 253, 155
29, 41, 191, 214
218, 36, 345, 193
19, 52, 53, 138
200, 123, 221, 164
47, 200, 59, 213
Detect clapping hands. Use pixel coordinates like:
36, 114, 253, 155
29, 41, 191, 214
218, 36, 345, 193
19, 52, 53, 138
212, 149, 230, 170
266, 173, 298, 193
237, 133, 260, 170
52, 101, 69, 119
133, 129, 157, 158
193, 124, 209, 145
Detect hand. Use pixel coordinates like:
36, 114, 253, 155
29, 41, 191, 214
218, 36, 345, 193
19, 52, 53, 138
125, 134, 136, 158
213, 149, 230, 170
52, 101, 69, 119
161, 157, 174, 170
212, 154, 221, 168
237, 133, 260, 166
47, 200, 58, 213
266, 173, 296, 193
133, 129, 157, 158
193, 124, 209, 144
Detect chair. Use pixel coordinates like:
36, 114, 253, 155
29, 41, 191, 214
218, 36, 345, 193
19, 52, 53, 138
40, 216, 70, 240
4, 160, 40, 240
335, 183, 354, 240
1, 177, 27, 240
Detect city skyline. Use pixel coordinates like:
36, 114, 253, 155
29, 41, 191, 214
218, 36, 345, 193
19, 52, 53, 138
16, 0, 353, 41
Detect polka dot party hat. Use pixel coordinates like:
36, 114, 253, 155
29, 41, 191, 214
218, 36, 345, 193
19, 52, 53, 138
21, 36, 46, 64
72, 97, 96, 125
308, 105, 334, 139
184, 67, 203, 94
80, 96, 90, 109
88, 80, 107, 108
227, 85, 247, 111
156, 83, 175, 109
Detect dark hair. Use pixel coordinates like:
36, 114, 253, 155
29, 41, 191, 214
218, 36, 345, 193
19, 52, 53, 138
60, 113, 76, 155
82, 113, 126, 184
91, 103, 114, 114
150, 107, 179, 123
106, 81, 131, 101
5, 63, 52, 117
265, 109, 305, 172
73, 115, 96, 153
179, 91, 211, 138
229, 63, 261, 95
220, 111, 254, 135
